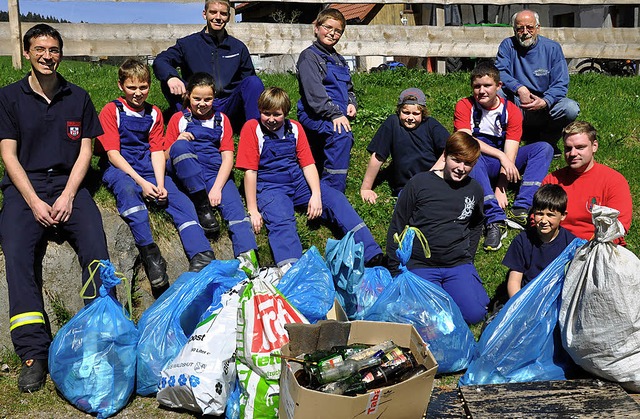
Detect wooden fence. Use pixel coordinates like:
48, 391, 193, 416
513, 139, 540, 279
4, 0, 640, 71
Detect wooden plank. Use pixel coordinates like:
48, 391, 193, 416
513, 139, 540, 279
38, 0, 640, 5
460, 379, 640, 418
1, 23, 638, 60
8, 0, 21, 70
426, 388, 467, 418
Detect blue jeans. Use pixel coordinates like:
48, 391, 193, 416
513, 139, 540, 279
411, 263, 489, 324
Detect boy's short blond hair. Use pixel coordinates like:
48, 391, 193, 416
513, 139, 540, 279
118, 58, 150, 85
258, 87, 291, 115
470, 61, 501, 85
315, 8, 346, 29
562, 120, 597, 144
445, 131, 481, 165
204, 0, 230, 12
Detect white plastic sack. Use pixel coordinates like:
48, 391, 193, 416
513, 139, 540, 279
559, 205, 640, 391
157, 291, 239, 415
236, 278, 308, 380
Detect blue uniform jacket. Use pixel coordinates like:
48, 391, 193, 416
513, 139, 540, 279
495, 35, 570, 108
152, 28, 256, 99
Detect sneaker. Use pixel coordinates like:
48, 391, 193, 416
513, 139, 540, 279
505, 207, 530, 230
484, 222, 507, 251
238, 249, 259, 278
18, 358, 47, 393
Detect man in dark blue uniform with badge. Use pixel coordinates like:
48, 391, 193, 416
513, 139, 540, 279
0, 24, 109, 392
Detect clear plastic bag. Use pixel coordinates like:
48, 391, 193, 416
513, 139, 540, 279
364, 228, 476, 373
560, 205, 640, 391
276, 246, 335, 323
460, 237, 586, 385
136, 260, 244, 396
49, 260, 138, 419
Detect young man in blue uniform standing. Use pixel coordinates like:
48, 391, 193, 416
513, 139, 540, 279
297, 8, 355, 193
152, 0, 264, 132
0, 24, 110, 392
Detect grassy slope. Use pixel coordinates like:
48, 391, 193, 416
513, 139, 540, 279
0, 57, 639, 414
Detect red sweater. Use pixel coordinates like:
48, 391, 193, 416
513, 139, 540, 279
543, 162, 632, 243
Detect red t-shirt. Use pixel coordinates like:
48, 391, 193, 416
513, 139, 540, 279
543, 162, 632, 242
97, 98, 164, 152
164, 110, 234, 152
236, 119, 315, 171
454, 96, 523, 143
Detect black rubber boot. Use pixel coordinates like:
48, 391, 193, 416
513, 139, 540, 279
192, 190, 220, 236
18, 358, 48, 393
138, 243, 169, 289
189, 250, 215, 272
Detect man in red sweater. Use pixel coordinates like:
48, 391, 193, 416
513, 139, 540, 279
542, 121, 631, 243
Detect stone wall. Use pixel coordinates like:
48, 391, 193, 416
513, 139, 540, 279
0, 206, 235, 354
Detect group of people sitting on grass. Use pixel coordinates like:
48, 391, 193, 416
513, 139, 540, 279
0, 3, 632, 394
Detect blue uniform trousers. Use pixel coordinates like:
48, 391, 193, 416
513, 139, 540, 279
168, 140, 257, 256
102, 166, 211, 259
0, 174, 109, 360
470, 142, 553, 225
258, 177, 381, 267
299, 120, 353, 193
214, 76, 264, 132
411, 263, 489, 324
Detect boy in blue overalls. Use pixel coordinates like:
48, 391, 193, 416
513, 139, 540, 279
97, 59, 215, 294
297, 8, 355, 193
237, 87, 383, 270
454, 62, 553, 251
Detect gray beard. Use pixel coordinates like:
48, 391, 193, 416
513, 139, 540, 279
517, 35, 536, 48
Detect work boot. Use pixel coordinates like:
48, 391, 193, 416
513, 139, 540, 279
189, 250, 215, 272
138, 243, 169, 289
192, 190, 220, 236
238, 249, 259, 278
18, 358, 48, 393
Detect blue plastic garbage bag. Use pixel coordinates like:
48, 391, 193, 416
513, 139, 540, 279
137, 260, 244, 396
49, 260, 138, 419
460, 238, 586, 386
364, 227, 476, 373
277, 246, 335, 323
325, 231, 364, 318
225, 376, 241, 419
353, 266, 393, 320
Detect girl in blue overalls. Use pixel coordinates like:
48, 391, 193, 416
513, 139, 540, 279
236, 87, 382, 270
296, 8, 355, 193
98, 60, 215, 293
165, 72, 259, 277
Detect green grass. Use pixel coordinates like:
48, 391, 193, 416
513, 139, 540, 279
0, 57, 639, 411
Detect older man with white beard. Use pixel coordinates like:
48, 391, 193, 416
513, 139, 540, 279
495, 10, 579, 155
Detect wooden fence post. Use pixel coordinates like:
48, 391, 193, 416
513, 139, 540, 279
434, 5, 446, 74
8, 0, 22, 70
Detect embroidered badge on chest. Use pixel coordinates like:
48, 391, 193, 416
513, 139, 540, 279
67, 121, 81, 141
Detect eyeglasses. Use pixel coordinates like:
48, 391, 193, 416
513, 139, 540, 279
515, 25, 538, 34
30, 46, 61, 57
320, 24, 344, 36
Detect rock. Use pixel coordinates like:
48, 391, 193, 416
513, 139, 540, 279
0, 206, 235, 353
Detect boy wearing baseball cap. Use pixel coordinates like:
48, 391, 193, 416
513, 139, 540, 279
360, 88, 450, 203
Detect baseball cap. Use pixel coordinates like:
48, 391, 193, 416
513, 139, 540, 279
397, 88, 426, 106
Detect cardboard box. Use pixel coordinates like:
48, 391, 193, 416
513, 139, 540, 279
279, 321, 438, 419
